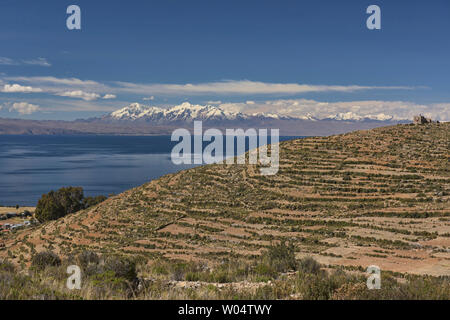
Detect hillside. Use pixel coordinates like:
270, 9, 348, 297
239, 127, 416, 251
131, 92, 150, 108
1, 123, 449, 277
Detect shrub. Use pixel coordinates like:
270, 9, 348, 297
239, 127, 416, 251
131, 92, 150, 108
31, 251, 61, 270
253, 263, 277, 281
103, 256, 137, 283
296, 273, 341, 300
77, 250, 100, 268
262, 241, 297, 273
73, 250, 101, 277
185, 272, 200, 282
151, 260, 169, 276
0, 259, 15, 273
83, 195, 107, 209
171, 263, 187, 281
331, 282, 367, 300
90, 271, 131, 298
298, 257, 322, 275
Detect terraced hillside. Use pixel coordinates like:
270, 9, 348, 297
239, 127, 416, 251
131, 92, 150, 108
1, 123, 449, 276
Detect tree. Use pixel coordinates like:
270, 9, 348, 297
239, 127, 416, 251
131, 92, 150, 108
35, 187, 107, 223
35, 187, 107, 222
83, 195, 107, 209
34, 191, 66, 222
55, 186, 84, 214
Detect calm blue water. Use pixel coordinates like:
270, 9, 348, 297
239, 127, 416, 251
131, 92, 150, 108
0, 135, 299, 206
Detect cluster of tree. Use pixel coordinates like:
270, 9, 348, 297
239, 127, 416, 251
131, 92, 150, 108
35, 187, 107, 222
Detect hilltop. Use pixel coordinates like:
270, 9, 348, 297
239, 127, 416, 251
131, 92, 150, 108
1, 123, 449, 277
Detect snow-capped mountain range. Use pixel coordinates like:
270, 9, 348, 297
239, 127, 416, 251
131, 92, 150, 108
0, 102, 406, 136
106, 102, 248, 122
325, 112, 394, 121
104, 102, 398, 123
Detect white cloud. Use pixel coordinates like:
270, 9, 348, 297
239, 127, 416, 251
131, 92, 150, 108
143, 96, 155, 101
9, 102, 40, 115
206, 100, 222, 105
56, 90, 101, 101
115, 80, 414, 96
0, 57, 51, 67
4, 76, 105, 91
22, 58, 51, 67
0, 57, 17, 65
2, 84, 43, 93
2, 77, 417, 99
3, 77, 111, 102
10, 97, 127, 113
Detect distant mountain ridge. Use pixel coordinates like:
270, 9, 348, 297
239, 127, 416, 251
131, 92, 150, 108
103, 102, 400, 123
0, 102, 409, 136
103, 102, 294, 123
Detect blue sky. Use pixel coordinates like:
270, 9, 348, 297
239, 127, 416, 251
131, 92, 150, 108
0, 0, 449, 120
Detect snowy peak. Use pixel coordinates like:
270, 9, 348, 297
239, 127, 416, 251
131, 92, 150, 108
106, 102, 247, 122
325, 112, 394, 122
110, 103, 164, 120
298, 113, 318, 121
106, 102, 398, 123
366, 113, 395, 121
327, 112, 364, 121
251, 112, 294, 120
164, 102, 243, 121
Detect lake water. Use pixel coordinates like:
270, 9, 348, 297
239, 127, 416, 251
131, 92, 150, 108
0, 135, 299, 206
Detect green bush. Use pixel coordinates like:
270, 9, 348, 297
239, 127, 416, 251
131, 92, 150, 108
90, 270, 132, 298
254, 263, 277, 279
262, 242, 297, 273
151, 260, 169, 275
31, 251, 61, 271
35, 187, 84, 222
77, 250, 100, 268
103, 256, 137, 283
0, 259, 15, 273
171, 263, 188, 281
298, 257, 322, 275
77, 254, 139, 298
35, 187, 107, 222
74, 250, 101, 277
83, 195, 107, 209
296, 273, 342, 300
